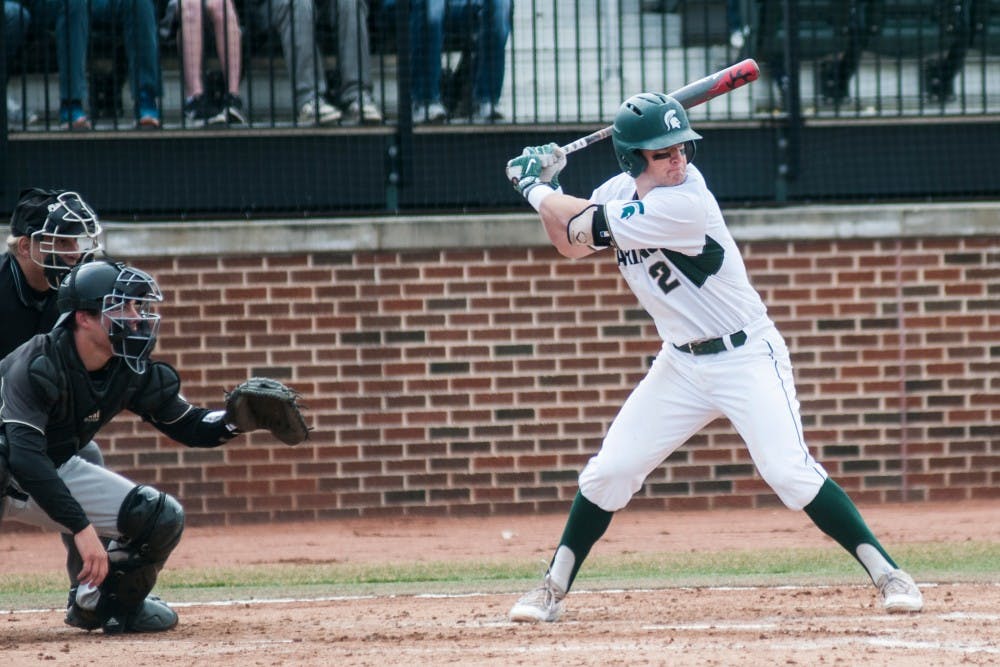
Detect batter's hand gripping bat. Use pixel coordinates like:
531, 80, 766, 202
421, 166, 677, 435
560, 58, 761, 155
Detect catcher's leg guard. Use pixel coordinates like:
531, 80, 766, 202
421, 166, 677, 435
98, 485, 185, 624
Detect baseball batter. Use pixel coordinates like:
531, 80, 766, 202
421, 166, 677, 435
503, 92, 923, 622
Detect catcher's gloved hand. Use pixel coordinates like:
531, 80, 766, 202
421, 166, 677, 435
505, 143, 566, 196
224, 377, 310, 446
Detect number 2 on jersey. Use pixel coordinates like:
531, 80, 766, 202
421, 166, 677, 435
648, 261, 680, 294
647, 236, 725, 295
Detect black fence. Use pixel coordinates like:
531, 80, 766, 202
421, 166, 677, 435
3, 0, 1000, 216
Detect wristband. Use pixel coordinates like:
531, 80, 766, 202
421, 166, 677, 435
526, 183, 558, 212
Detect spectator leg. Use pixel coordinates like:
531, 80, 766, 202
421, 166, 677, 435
4, 2, 30, 65
410, 0, 445, 105
470, 0, 510, 106
206, 0, 242, 95
42, 0, 90, 106
179, 0, 207, 98
266, 0, 326, 109
333, 0, 372, 104
93, 0, 161, 115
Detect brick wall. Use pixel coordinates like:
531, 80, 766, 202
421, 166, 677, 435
89, 215, 999, 527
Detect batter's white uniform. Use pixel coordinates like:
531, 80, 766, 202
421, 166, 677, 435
577, 165, 828, 512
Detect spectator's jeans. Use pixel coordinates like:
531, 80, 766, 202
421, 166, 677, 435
405, 0, 511, 106
30, 0, 160, 111
4, 1, 31, 64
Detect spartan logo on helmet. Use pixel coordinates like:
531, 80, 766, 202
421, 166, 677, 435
611, 92, 703, 178
664, 109, 682, 131
31, 191, 104, 289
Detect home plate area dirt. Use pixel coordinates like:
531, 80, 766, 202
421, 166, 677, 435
1, 502, 998, 666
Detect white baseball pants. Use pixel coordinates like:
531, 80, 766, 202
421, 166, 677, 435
579, 320, 828, 512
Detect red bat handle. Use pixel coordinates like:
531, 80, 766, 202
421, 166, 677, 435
561, 59, 760, 155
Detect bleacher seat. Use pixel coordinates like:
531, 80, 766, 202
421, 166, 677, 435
970, 0, 1000, 53
752, 0, 871, 104
865, 0, 973, 101
678, 0, 730, 48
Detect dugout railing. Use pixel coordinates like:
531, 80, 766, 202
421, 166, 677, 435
4, 0, 1000, 130
2, 0, 1000, 216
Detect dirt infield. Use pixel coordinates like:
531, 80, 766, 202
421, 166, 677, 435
2, 501, 998, 666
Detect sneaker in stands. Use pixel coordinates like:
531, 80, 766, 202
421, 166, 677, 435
876, 568, 923, 613
509, 571, 566, 623
183, 94, 219, 127
59, 100, 92, 130
471, 101, 504, 123
298, 98, 340, 126
344, 92, 382, 124
413, 101, 447, 124
209, 93, 247, 126
135, 90, 160, 129
7, 95, 39, 129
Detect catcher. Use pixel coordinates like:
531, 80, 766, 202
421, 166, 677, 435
0, 259, 308, 634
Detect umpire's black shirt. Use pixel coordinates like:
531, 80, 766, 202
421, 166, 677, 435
0, 252, 59, 360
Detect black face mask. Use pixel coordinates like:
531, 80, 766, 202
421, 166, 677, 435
30, 191, 104, 290
107, 314, 160, 375
42, 253, 74, 292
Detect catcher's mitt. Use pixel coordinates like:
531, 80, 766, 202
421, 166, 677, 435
224, 377, 310, 446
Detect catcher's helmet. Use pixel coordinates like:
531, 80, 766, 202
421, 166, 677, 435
57, 260, 163, 374
10, 188, 104, 289
612, 92, 702, 177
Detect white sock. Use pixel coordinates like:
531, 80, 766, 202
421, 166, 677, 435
549, 545, 575, 592
856, 543, 894, 583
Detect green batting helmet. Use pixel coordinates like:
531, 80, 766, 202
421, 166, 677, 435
612, 92, 702, 177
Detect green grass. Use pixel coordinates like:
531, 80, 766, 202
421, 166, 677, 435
2, 541, 996, 611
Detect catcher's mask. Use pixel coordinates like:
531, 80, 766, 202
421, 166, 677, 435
57, 260, 163, 374
27, 191, 104, 289
611, 92, 702, 178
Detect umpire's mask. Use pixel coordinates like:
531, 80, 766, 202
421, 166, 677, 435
30, 191, 105, 289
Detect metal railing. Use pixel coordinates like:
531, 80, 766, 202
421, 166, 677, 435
4, 0, 1000, 133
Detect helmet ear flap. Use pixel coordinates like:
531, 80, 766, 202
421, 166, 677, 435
616, 148, 646, 178
685, 140, 697, 163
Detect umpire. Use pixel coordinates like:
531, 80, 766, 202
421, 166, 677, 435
1, 188, 104, 351
0, 259, 251, 633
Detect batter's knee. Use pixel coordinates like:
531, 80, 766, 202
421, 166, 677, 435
757, 466, 828, 511
577, 457, 645, 512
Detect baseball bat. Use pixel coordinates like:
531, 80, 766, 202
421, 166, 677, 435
560, 58, 761, 155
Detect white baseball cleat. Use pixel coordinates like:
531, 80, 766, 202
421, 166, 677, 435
876, 569, 923, 613
509, 572, 566, 623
